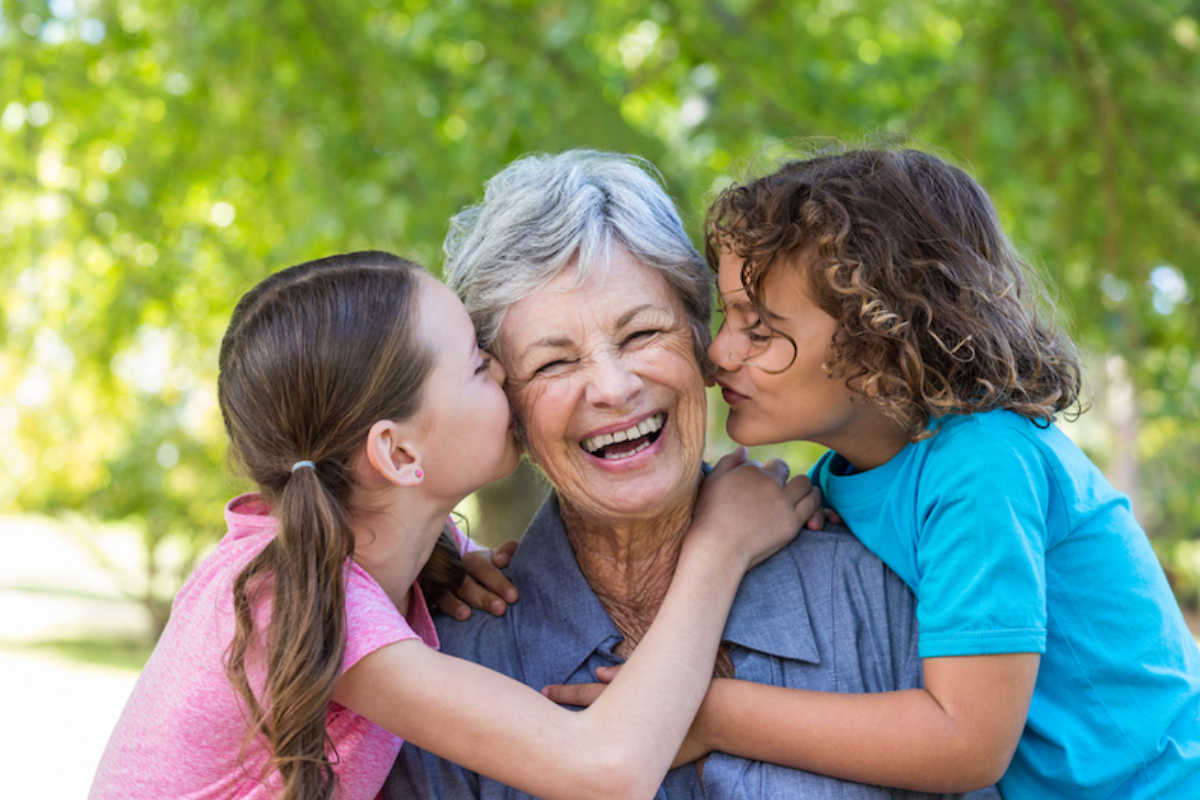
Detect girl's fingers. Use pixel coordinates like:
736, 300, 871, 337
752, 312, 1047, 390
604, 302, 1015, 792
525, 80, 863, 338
707, 446, 748, 479
803, 486, 826, 530
764, 458, 791, 485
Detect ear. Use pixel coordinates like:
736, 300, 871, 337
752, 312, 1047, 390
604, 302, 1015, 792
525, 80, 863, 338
365, 419, 424, 487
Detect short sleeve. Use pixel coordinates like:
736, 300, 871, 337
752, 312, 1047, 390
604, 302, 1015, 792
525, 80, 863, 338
449, 518, 483, 554
343, 562, 425, 672
914, 427, 1050, 658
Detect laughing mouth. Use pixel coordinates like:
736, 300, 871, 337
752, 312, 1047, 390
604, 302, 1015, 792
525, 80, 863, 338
580, 413, 666, 460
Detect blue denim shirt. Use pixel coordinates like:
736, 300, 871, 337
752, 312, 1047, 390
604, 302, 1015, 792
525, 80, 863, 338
385, 493, 998, 800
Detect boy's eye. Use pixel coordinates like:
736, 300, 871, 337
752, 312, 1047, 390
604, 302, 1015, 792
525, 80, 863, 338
743, 321, 772, 345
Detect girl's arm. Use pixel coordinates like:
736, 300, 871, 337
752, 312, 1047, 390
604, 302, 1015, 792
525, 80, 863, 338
335, 452, 817, 800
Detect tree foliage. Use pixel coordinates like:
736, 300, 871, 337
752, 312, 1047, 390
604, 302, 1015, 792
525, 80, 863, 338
3, 0, 1198, 622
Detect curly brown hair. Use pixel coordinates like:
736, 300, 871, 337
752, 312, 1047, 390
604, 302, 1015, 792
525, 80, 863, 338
705, 146, 1083, 440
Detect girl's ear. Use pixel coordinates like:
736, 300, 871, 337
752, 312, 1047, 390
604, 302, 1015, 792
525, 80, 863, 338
365, 419, 424, 487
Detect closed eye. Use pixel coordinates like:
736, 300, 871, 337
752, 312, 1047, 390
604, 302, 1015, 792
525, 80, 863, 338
475, 354, 493, 375
622, 329, 660, 346
533, 359, 571, 375
743, 321, 772, 344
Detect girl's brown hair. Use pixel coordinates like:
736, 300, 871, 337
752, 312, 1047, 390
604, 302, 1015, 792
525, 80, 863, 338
705, 146, 1083, 440
217, 251, 465, 800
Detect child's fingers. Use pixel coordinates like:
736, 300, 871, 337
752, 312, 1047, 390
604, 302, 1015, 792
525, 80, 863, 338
707, 446, 749, 479
804, 487, 826, 530
462, 549, 518, 606
456, 575, 508, 617
430, 587, 472, 621
764, 457, 791, 485
594, 664, 621, 683
490, 539, 520, 571
541, 682, 608, 708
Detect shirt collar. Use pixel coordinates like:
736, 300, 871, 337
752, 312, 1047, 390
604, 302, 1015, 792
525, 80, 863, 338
508, 487, 821, 689
506, 492, 625, 688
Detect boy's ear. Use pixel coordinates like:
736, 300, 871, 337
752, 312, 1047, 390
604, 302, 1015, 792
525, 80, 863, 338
365, 419, 424, 487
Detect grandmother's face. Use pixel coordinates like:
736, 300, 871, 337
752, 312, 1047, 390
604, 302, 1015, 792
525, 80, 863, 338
496, 249, 708, 523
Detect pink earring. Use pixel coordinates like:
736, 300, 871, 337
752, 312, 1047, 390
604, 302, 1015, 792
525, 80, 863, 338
415, 468, 423, 479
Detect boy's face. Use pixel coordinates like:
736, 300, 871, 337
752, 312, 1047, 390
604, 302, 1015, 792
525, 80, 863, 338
709, 250, 905, 470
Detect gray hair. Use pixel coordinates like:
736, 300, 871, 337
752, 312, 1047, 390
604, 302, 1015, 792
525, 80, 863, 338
443, 150, 713, 370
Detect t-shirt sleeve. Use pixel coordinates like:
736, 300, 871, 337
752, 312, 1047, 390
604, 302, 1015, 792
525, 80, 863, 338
914, 427, 1050, 658
342, 564, 425, 672
448, 518, 483, 554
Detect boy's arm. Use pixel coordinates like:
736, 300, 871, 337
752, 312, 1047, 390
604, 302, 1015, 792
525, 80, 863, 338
694, 652, 1038, 792
545, 652, 1037, 790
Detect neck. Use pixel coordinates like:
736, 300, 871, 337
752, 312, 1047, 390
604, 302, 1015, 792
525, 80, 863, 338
350, 489, 460, 613
561, 491, 695, 654
825, 404, 911, 472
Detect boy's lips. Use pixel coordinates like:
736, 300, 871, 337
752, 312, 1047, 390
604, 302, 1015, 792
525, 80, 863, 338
715, 379, 748, 405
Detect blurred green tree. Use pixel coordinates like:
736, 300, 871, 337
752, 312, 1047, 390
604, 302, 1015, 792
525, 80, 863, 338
2, 0, 1197, 635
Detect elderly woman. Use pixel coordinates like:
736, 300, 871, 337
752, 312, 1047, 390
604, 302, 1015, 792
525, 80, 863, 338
385, 151, 997, 800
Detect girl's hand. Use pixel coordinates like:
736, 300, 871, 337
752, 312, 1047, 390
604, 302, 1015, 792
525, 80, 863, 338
804, 503, 842, 530
544, 665, 712, 768
690, 447, 820, 570
431, 540, 520, 620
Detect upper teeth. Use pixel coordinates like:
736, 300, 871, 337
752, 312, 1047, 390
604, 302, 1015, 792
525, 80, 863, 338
582, 414, 665, 453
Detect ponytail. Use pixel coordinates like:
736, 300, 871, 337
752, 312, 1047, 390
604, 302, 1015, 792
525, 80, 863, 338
218, 252, 454, 800
421, 527, 468, 595
227, 467, 354, 800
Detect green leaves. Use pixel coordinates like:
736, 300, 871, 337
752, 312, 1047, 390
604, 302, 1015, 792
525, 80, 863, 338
2, 0, 1198, 605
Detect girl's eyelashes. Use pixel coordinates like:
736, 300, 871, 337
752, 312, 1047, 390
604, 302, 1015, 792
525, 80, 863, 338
475, 353, 493, 375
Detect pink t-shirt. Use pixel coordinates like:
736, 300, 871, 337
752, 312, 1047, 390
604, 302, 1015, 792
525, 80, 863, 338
89, 494, 453, 800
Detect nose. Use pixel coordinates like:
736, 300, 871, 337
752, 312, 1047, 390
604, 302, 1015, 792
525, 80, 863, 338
584, 352, 644, 409
708, 320, 738, 372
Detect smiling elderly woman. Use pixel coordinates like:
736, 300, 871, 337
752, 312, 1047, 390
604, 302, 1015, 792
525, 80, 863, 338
385, 151, 997, 800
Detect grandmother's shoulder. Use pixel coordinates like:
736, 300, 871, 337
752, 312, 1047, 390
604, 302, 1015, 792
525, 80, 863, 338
782, 520, 877, 558
769, 520, 907, 588
428, 594, 522, 674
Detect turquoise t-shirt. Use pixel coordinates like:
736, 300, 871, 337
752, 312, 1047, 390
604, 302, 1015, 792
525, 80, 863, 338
814, 410, 1200, 799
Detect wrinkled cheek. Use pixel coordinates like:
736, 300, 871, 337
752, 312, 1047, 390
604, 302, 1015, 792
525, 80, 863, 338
506, 382, 545, 432
509, 383, 562, 471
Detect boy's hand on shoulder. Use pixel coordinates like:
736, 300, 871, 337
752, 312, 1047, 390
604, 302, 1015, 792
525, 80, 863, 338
431, 540, 520, 620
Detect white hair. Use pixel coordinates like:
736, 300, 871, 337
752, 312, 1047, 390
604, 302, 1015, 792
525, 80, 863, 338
443, 150, 713, 369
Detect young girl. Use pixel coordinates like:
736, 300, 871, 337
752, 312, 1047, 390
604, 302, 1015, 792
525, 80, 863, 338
692, 148, 1200, 797
88, 251, 817, 800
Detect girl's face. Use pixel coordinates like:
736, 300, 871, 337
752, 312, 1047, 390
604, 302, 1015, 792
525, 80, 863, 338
710, 250, 906, 470
412, 275, 521, 498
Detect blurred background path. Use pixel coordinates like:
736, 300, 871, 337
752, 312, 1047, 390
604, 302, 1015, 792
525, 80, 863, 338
0, 515, 147, 798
